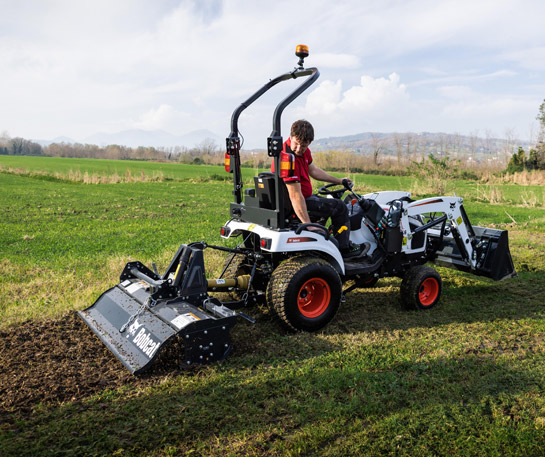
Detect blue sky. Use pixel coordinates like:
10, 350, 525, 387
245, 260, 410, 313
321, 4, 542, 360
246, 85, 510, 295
1, 0, 544, 148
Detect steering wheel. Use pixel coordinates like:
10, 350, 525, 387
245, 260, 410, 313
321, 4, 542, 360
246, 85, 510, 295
317, 180, 353, 199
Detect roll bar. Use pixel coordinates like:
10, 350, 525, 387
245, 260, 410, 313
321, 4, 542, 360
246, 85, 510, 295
226, 55, 320, 204
228, 66, 320, 141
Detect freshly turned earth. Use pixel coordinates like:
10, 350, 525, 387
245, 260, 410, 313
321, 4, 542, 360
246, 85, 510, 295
0, 313, 195, 421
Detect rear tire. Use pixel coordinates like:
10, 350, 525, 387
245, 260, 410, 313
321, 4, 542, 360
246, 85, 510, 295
400, 265, 442, 310
266, 256, 342, 332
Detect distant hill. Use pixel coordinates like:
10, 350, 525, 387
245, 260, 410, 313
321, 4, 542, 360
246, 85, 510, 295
312, 131, 532, 160
33, 136, 77, 146
30, 130, 532, 161
84, 129, 223, 149
33, 129, 223, 149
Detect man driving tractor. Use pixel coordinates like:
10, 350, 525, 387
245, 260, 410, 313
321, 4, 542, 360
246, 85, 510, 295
277, 120, 366, 259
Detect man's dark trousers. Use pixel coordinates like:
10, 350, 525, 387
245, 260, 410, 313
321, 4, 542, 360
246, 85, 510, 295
305, 195, 350, 250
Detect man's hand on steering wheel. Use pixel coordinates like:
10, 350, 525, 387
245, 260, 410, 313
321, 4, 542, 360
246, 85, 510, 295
340, 177, 353, 189
318, 178, 354, 199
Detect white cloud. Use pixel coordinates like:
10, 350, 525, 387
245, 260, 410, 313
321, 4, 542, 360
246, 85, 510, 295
1, 0, 544, 145
303, 80, 343, 116
340, 73, 408, 112
133, 104, 190, 131
312, 53, 360, 69
302, 73, 409, 117
437, 85, 475, 100
502, 47, 545, 72
441, 97, 536, 120
293, 73, 412, 138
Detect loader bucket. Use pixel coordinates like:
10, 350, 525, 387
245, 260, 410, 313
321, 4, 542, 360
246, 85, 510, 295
472, 226, 517, 280
78, 245, 238, 374
434, 226, 516, 281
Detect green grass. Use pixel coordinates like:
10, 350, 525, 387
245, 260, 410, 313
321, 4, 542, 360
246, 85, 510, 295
6, 330, 545, 456
0, 169, 236, 325
2, 156, 545, 456
0, 155, 227, 180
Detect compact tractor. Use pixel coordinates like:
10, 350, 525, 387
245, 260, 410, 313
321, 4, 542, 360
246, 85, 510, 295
79, 45, 516, 374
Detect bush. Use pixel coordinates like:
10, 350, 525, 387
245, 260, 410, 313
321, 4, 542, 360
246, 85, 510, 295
459, 169, 479, 180
506, 147, 526, 173
408, 154, 461, 195
409, 154, 459, 179
506, 146, 545, 173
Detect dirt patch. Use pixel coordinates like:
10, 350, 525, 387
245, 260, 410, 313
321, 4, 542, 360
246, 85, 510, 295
0, 313, 197, 422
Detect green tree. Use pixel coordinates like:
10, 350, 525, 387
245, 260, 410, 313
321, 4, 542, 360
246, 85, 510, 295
7, 137, 43, 156
506, 146, 526, 173
527, 149, 540, 170
537, 98, 545, 147
537, 99, 545, 127
506, 146, 545, 173
506, 100, 545, 173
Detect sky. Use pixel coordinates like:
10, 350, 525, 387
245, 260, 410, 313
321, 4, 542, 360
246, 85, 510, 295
1, 0, 544, 149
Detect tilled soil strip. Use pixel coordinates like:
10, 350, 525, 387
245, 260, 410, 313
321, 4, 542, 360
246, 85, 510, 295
0, 313, 192, 422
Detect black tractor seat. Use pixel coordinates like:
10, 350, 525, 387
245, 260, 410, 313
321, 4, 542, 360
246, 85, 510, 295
255, 172, 326, 226
253, 172, 337, 247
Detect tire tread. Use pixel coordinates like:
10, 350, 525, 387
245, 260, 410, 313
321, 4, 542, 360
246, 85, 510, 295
266, 256, 341, 331
400, 265, 442, 310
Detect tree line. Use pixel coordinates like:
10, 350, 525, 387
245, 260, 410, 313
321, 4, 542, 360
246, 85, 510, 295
2, 99, 545, 175
0, 135, 225, 164
0, 136, 43, 156
1, 132, 542, 176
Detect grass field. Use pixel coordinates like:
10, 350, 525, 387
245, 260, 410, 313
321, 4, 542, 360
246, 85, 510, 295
1, 156, 545, 456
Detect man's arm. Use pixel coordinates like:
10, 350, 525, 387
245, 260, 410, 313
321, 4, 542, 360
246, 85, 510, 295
308, 163, 346, 185
285, 182, 312, 224
308, 163, 352, 184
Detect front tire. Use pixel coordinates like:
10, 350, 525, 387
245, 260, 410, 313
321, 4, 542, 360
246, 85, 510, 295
400, 265, 442, 310
266, 256, 342, 332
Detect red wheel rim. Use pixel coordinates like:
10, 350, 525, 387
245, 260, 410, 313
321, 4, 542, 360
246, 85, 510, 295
297, 278, 331, 318
419, 278, 439, 307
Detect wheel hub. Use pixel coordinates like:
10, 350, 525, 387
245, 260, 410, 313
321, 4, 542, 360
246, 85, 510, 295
419, 278, 439, 307
297, 278, 331, 318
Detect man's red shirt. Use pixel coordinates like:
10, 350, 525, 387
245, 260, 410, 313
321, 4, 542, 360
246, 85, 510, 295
272, 137, 314, 198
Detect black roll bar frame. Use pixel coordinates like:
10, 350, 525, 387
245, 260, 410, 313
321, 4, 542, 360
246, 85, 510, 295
226, 63, 320, 218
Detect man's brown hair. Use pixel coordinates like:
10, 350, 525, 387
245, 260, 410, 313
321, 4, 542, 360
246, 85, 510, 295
290, 120, 314, 144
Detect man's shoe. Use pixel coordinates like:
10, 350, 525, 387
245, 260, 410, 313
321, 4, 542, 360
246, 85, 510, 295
341, 242, 366, 259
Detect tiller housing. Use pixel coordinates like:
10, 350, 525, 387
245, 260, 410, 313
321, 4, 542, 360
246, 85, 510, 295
79, 244, 247, 374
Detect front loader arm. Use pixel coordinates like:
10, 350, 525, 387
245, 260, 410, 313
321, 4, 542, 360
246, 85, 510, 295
404, 197, 516, 280
405, 197, 477, 267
